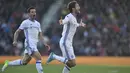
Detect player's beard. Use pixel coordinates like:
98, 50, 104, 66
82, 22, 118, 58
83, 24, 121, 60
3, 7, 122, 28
77, 10, 80, 13
76, 9, 80, 14
75, 10, 80, 16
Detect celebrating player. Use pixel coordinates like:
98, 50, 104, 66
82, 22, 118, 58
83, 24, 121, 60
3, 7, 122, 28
2, 7, 49, 73
46, 1, 85, 73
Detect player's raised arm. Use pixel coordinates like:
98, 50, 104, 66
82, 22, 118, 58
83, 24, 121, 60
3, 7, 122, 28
79, 19, 86, 27
59, 16, 69, 25
71, 19, 86, 27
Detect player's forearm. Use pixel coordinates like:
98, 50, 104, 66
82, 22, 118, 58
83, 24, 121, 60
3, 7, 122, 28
39, 32, 49, 45
13, 30, 19, 42
79, 19, 86, 27
39, 32, 44, 42
40, 35, 47, 45
39, 36, 44, 42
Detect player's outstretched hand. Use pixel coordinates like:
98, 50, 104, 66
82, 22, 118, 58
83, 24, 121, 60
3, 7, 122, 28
59, 17, 63, 25
44, 44, 50, 51
80, 22, 86, 27
80, 19, 86, 27
13, 41, 17, 46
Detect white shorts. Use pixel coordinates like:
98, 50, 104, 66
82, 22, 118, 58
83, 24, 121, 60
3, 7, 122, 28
24, 41, 38, 55
59, 38, 75, 60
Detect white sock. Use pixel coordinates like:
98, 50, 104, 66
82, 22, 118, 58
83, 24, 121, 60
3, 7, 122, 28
53, 54, 68, 64
62, 65, 70, 73
36, 60, 44, 73
8, 59, 22, 66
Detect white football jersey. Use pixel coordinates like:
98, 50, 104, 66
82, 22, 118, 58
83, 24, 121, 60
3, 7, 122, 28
61, 13, 80, 43
19, 19, 41, 43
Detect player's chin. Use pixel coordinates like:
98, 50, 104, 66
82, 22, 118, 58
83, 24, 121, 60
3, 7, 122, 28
76, 11, 80, 14
32, 16, 36, 19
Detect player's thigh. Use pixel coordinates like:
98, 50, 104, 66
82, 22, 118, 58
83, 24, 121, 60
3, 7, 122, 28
59, 41, 67, 57
32, 51, 41, 60
60, 41, 75, 60
63, 45, 76, 67
67, 45, 76, 59
66, 47, 76, 66
24, 41, 38, 55
22, 53, 32, 63
68, 59, 76, 64
66, 46, 76, 66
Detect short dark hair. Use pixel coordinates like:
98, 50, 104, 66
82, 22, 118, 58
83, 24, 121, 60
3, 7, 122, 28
27, 6, 36, 13
67, 1, 77, 13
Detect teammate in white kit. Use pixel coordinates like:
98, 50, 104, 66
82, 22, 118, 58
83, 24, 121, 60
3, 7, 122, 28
46, 1, 85, 73
2, 7, 49, 73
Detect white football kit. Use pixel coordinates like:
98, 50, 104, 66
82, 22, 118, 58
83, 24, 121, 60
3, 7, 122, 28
60, 13, 80, 60
19, 19, 41, 55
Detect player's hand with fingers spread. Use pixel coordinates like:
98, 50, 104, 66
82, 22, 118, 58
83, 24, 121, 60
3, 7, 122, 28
59, 17, 63, 25
44, 44, 50, 51
13, 41, 17, 46
80, 19, 86, 27
80, 22, 86, 27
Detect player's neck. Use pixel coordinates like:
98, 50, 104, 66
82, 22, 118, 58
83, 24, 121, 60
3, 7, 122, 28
71, 12, 77, 17
29, 17, 35, 22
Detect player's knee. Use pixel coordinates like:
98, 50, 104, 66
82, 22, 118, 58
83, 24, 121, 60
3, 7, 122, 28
67, 61, 76, 68
32, 52, 41, 60
22, 61, 29, 65
35, 57, 41, 61
70, 62, 76, 67
23, 62, 28, 65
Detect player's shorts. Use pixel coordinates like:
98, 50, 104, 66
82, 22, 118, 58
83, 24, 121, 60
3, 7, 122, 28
59, 38, 75, 60
24, 41, 38, 55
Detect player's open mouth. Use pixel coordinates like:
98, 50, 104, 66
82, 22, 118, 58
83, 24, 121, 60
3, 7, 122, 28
33, 15, 36, 17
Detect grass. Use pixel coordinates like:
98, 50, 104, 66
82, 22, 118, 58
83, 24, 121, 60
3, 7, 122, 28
0, 64, 130, 73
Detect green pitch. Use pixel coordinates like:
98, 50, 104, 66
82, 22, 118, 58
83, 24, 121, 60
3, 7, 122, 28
0, 64, 130, 73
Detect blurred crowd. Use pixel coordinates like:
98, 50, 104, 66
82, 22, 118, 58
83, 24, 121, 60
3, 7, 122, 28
0, 0, 130, 56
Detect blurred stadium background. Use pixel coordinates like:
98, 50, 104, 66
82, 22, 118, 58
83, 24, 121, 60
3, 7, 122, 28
0, 0, 130, 73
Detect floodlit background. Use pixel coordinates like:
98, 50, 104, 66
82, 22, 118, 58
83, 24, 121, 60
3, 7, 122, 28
0, 0, 130, 73
0, 0, 130, 56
